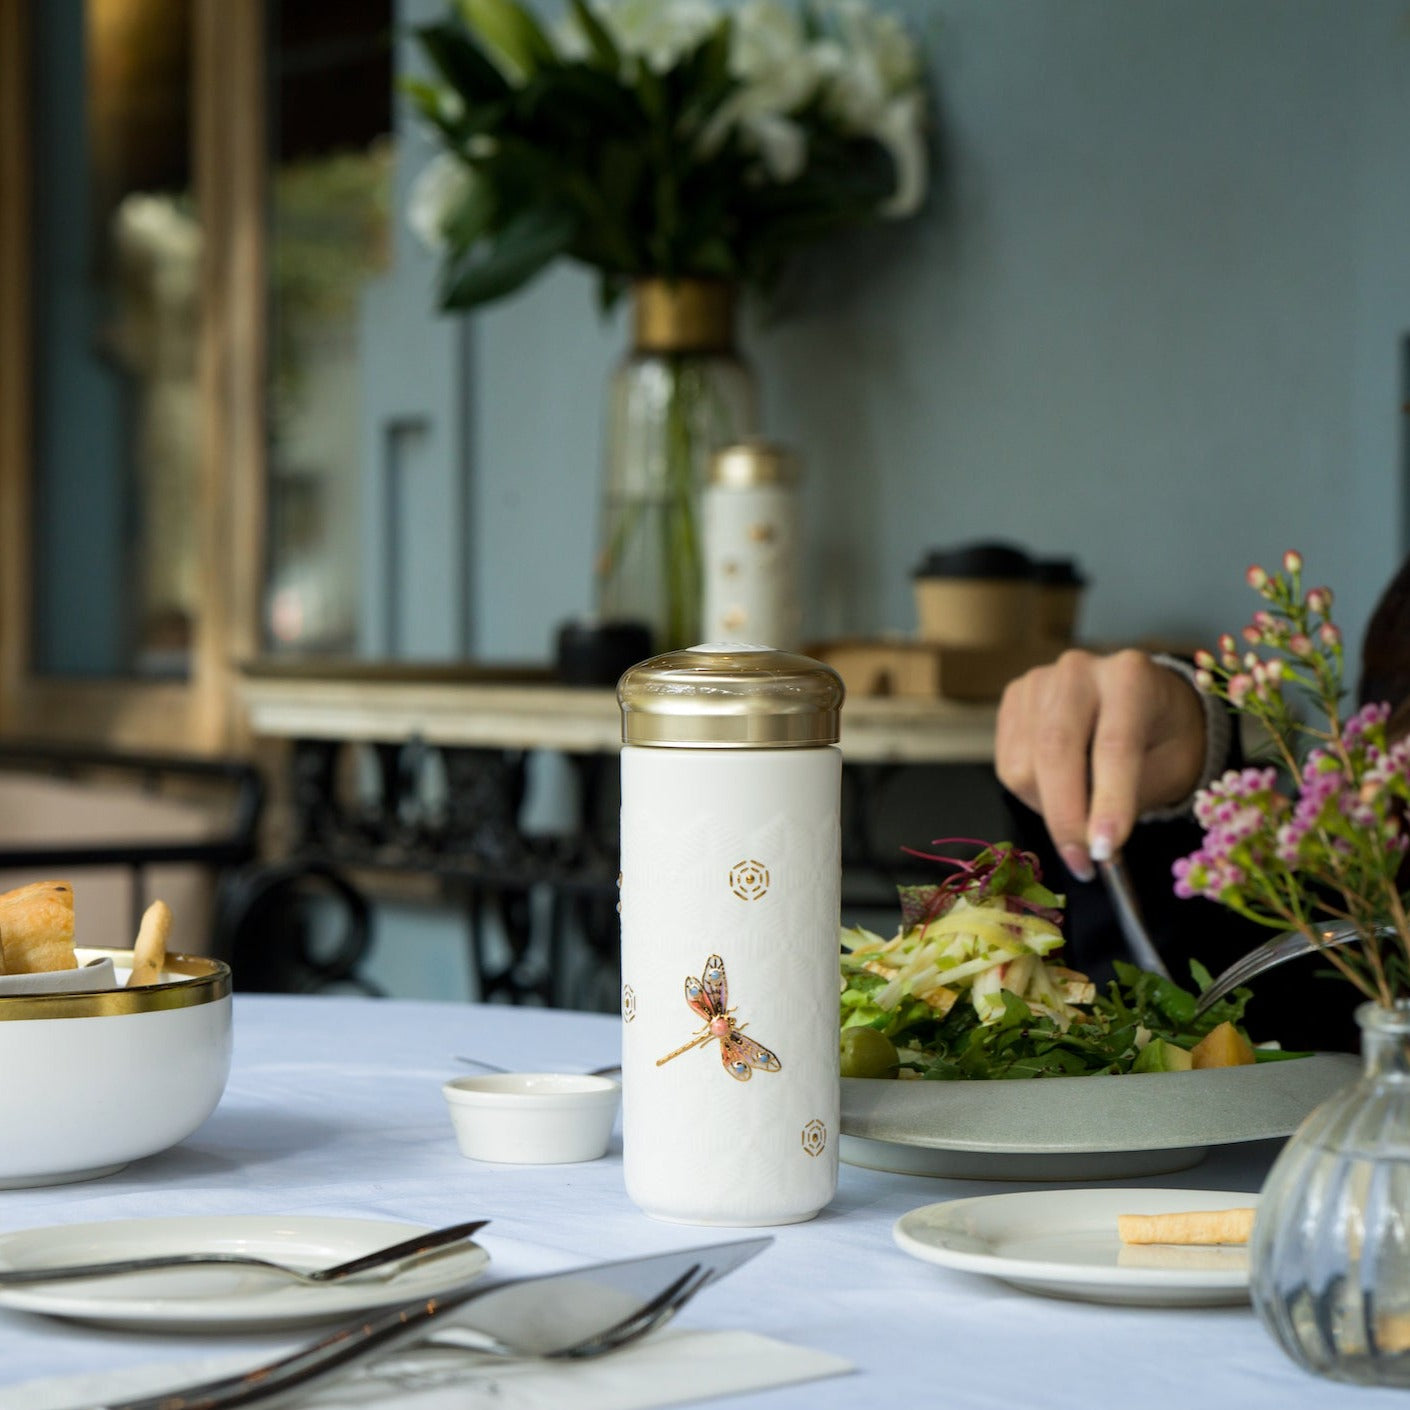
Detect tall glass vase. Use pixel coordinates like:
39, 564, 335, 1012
1251, 1001, 1410, 1385
594, 279, 757, 653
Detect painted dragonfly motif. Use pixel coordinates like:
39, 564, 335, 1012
656, 953, 782, 1081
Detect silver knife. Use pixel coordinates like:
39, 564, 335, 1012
1098, 853, 1171, 979
84, 1236, 773, 1410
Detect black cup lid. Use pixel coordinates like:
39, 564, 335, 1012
1035, 558, 1087, 587
914, 541, 1036, 581
556, 619, 654, 687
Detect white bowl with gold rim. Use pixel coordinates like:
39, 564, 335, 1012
0, 947, 232, 1188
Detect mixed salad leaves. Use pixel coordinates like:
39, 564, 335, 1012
839, 840, 1294, 1080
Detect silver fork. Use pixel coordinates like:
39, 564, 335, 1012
86, 1237, 771, 1410
455, 1057, 622, 1078
1194, 922, 1360, 1017
0, 1218, 488, 1288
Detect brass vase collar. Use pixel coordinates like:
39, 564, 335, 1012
632, 278, 736, 354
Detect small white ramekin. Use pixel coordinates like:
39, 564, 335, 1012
442, 1072, 621, 1164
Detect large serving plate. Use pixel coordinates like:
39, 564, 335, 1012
841, 1053, 1359, 1180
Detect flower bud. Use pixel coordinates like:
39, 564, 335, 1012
1242, 626, 1261, 645
1306, 587, 1332, 615
1288, 632, 1312, 658
1193, 649, 1216, 671
1194, 668, 1214, 692
1320, 622, 1342, 647
1228, 673, 1253, 705
1244, 651, 1259, 672
1246, 565, 1269, 590
1283, 549, 1303, 575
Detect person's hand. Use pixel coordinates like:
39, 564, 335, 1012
995, 649, 1208, 882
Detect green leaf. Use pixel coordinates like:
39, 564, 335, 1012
897, 884, 946, 929
414, 21, 513, 105
439, 200, 577, 309
596, 269, 630, 314
568, 0, 620, 71
516, 65, 643, 140
440, 168, 498, 250
458, 0, 557, 80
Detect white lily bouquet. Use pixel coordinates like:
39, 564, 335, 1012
406, 0, 931, 308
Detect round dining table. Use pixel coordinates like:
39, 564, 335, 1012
0, 994, 1392, 1408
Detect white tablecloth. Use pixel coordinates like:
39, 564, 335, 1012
0, 996, 1384, 1408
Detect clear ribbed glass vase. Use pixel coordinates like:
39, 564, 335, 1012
594, 279, 757, 654
1251, 1001, 1410, 1385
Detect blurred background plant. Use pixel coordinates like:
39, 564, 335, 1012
405, 0, 932, 310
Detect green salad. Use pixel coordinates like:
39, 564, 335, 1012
839, 840, 1290, 1080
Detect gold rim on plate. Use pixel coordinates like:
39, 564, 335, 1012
0, 949, 231, 1022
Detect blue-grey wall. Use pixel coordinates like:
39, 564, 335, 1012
464, 0, 1410, 685
368, 0, 1410, 1002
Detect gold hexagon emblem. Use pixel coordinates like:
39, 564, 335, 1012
801, 1119, 827, 1157
729, 860, 770, 901
622, 985, 637, 1023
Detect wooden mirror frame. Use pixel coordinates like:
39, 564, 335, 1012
0, 0, 266, 752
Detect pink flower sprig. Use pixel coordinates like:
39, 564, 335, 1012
1177, 552, 1410, 1007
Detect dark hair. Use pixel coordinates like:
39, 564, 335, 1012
1359, 555, 1410, 738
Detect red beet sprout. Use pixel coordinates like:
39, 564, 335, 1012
899, 838, 1059, 928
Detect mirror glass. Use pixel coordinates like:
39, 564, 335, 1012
30, 0, 198, 678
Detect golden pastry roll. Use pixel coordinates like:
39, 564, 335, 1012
128, 900, 172, 987
1117, 1207, 1256, 1246
0, 880, 76, 975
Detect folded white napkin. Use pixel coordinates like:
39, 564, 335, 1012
0, 958, 116, 997
7, 1329, 851, 1410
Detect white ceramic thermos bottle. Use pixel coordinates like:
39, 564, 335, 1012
617, 645, 844, 1225
702, 441, 802, 651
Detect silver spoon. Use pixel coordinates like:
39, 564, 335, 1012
0, 1217, 488, 1287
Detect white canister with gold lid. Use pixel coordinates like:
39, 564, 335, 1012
617, 645, 843, 1226
702, 441, 802, 651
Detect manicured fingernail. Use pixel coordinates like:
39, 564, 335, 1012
1089, 830, 1114, 864
1059, 845, 1094, 882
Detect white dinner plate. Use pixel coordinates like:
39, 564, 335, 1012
841, 1052, 1358, 1180
894, 1188, 1255, 1306
0, 1216, 490, 1332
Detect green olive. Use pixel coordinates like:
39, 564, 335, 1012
840, 1026, 899, 1079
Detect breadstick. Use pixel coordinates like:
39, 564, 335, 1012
1117, 1208, 1255, 1246
0, 880, 75, 974
128, 900, 172, 987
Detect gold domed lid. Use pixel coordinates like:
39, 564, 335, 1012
709, 440, 800, 489
618, 644, 844, 749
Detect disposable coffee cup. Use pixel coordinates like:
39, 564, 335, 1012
913, 542, 1038, 648
1035, 559, 1087, 644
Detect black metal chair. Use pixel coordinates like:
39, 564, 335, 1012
0, 741, 264, 963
